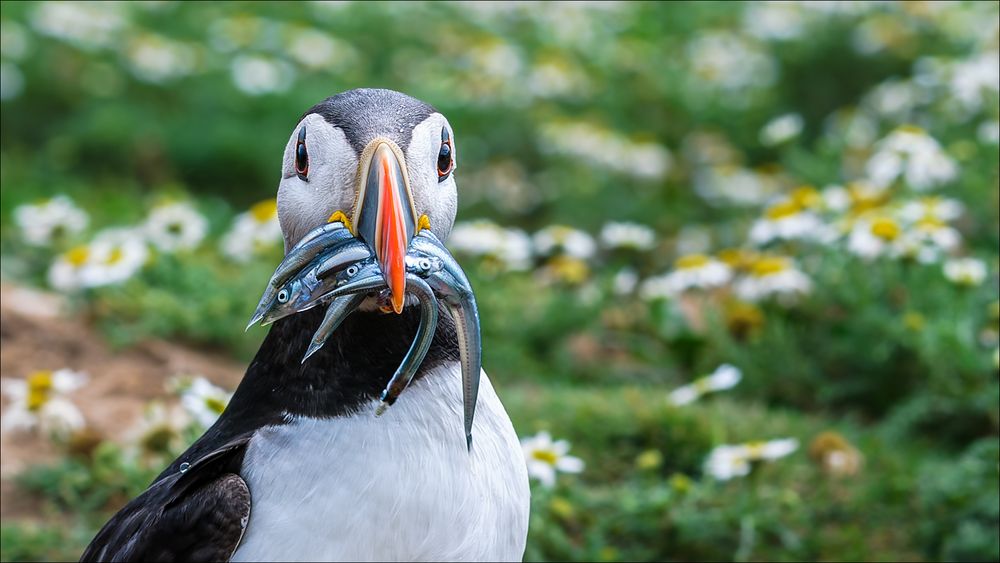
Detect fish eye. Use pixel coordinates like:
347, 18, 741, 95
277, 289, 289, 303
419, 258, 431, 271
437, 126, 453, 182
346, 265, 359, 277
295, 126, 309, 180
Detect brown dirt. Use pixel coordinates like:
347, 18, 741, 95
0, 283, 246, 521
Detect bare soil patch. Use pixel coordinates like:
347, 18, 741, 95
0, 283, 246, 521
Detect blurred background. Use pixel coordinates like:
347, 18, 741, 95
1, 1, 998, 561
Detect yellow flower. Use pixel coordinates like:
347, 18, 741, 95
26, 370, 55, 411
903, 311, 925, 332
1, 368, 88, 436
549, 497, 575, 520
543, 255, 590, 285
668, 473, 693, 494
250, 199, 278, 222
635, 449, 663, 471
789, 185, 821, 209
764, 199, 802, 220
870, 217, 901, 241
725, 301, 764, 339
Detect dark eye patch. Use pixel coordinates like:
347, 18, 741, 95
437, 126, 453, 181
295, 126, 309, 179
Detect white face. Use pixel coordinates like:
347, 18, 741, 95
276, 112, 458, 250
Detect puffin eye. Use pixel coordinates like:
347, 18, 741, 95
277, 289, 289, 303
437, 126, 453, 182
295, 126, 309, 180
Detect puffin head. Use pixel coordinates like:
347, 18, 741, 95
276, 88, 458, 313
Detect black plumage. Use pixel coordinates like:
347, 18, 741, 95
81, 301, 460, 562
303, 88, 437, 154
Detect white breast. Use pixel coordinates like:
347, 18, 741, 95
230, 364, 530, 562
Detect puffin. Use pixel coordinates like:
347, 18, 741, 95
81, 88, 531, 562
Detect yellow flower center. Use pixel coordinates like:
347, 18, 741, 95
903, 311, 925, 332
847, 182, 889, 213
636, 449, 663, 471
675, 254, 711, 270
897, 124, 926, 135
105, 247, 125, 265
532, 449, 560, 465
717, 248, 756, 269
764, 200, 801, 220
693, 377, 713, 393
725, 301, 764, 336
205, 396, 228, 415
549, 497, 575, 519
790, 185, 821, 209
870, 217, 901, 241
26, 370, 54, 411
915, 216, 945, 231
746, 441, 766, 459
66, 246, 91, 267
547, 256, 589, 284
751, 257, 788, 277
548, 226, 573, 243
250, 200, 278, 222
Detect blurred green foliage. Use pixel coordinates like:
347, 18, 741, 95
1, 1, 999, 562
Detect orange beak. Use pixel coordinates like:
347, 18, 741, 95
354, 141, 417, 314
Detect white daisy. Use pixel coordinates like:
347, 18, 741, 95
693, 164, 784, 207
221, 200, 283, 262
30, 1, 124, 51
686, 32, 778, 92
943, 257, 987, 286
14, 195, 89, 246
759, 113, 803, 146
749, 199, 827, 245
144, 201, 209, 253
846, 216, 903, 260
520, 431, 584, 488
126, 401, 192, 456
287, 29, 355, 71
897, 197, 964, 223
893, 217, 961, 263
0, 368, 87, 436
48, 229, 149, 291
600, 221, 656, 251
639, 254, 732, 300
733, 256, 812, 302
178, 376, 232, 429
448, 220, 534, 272
539, 121, 672, 181
126, 34, 196, 84
668, 364, 742, 406
230, 55, 294, 96
704, 444, 752, 480
533, 225, 597, 260
978, 120, 1000, 144
865, 126, 958, 191
612, 268, 639, 296
742, 2, 806, 41
705, 438, 798, 481
949, 50, 1000, 114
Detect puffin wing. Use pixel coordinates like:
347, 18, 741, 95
80, 437, 252, 563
